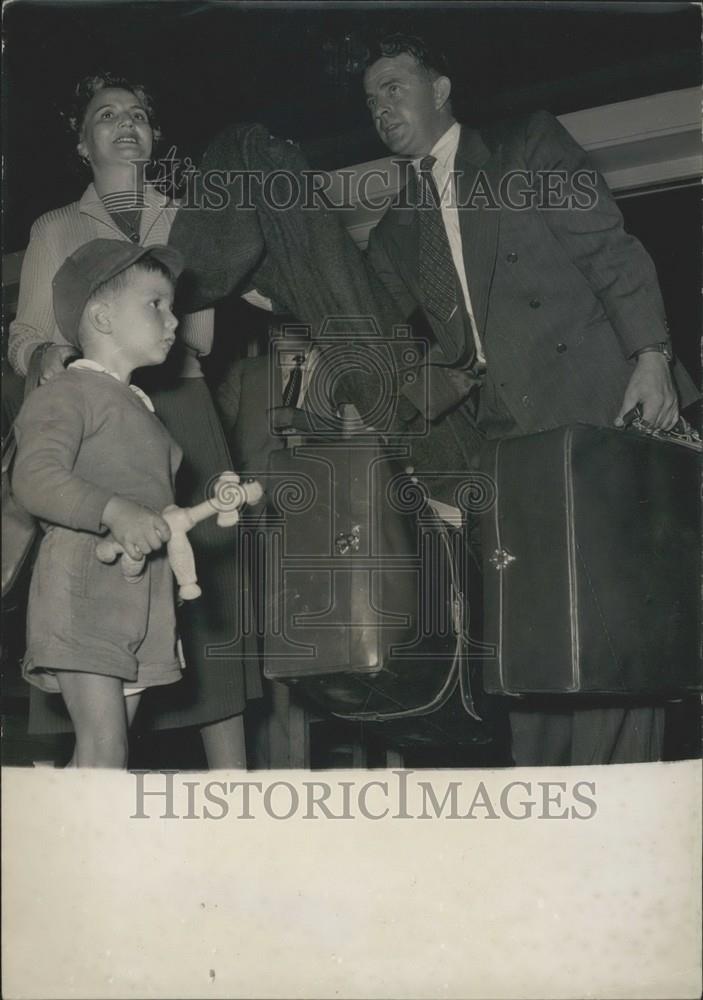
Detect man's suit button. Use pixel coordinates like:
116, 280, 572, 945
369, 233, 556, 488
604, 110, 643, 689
506, 251, 518, 263
556, 343, 567, 353
521, 394, 530, 406
529, 298, 541, 309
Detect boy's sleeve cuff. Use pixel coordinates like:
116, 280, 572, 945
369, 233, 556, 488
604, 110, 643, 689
70, 489, 116, 534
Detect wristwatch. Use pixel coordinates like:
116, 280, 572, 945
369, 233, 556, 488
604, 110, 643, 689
634, 342, 673, 362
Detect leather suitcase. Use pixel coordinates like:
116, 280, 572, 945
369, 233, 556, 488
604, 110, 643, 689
263, 435, 491, 735
480, 424, 700, 696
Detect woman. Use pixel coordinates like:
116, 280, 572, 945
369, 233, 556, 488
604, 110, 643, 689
9, 72, 261, 768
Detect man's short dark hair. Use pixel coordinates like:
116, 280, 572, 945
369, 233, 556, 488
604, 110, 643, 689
364, 33, 450, 80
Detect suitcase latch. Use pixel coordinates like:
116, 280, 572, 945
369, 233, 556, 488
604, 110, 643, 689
490, 547, 516, 571
335, 525, 361, 555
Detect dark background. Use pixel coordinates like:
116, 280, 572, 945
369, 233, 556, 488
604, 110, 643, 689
3, 1, 701, 250
7, 0, 699, 376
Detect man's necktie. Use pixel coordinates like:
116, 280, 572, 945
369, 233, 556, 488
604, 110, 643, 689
282, 354, 304, 408
418, 154, 457, 324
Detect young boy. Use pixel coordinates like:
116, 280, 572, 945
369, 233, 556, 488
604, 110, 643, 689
13, 238, 185, 768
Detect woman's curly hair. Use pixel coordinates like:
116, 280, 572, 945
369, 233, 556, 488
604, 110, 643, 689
63, 72, 162, 151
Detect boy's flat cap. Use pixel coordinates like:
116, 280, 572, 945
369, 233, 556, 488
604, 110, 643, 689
52, 239, 183, 345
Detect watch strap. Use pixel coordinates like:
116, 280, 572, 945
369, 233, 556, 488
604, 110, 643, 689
634, 342, 673, 362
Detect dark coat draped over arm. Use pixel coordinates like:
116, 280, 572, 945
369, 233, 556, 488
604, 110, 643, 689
169, 124, 413, 428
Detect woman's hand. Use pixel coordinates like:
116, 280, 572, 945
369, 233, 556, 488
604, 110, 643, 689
101, 497, 171, 562
38, 343, 79, 384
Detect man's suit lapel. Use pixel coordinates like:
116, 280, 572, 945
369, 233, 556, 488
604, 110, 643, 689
455, 125, 502, 341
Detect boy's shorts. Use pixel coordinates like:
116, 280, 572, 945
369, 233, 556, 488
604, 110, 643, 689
23, 526, 183, 693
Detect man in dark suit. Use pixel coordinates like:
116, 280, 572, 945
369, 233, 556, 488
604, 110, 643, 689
362, 33, 697, 766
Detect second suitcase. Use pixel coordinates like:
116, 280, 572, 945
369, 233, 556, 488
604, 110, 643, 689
480, 424, 700, 696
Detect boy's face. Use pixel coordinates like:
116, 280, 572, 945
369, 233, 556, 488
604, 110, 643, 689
107, 269, 178, 368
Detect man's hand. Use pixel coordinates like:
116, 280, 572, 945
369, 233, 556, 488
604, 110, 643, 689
101, 497, 171, 562
615, 353, 679, 430
38, 344, 79, 384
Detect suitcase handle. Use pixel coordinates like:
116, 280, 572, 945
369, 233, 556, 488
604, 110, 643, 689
621, 405, 701, 452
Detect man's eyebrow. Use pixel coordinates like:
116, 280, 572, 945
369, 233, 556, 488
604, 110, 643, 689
366, 77, 402, 98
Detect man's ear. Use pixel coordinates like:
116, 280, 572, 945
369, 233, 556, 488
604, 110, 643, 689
86, 298, 112, 335
433, 75, 452, 111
